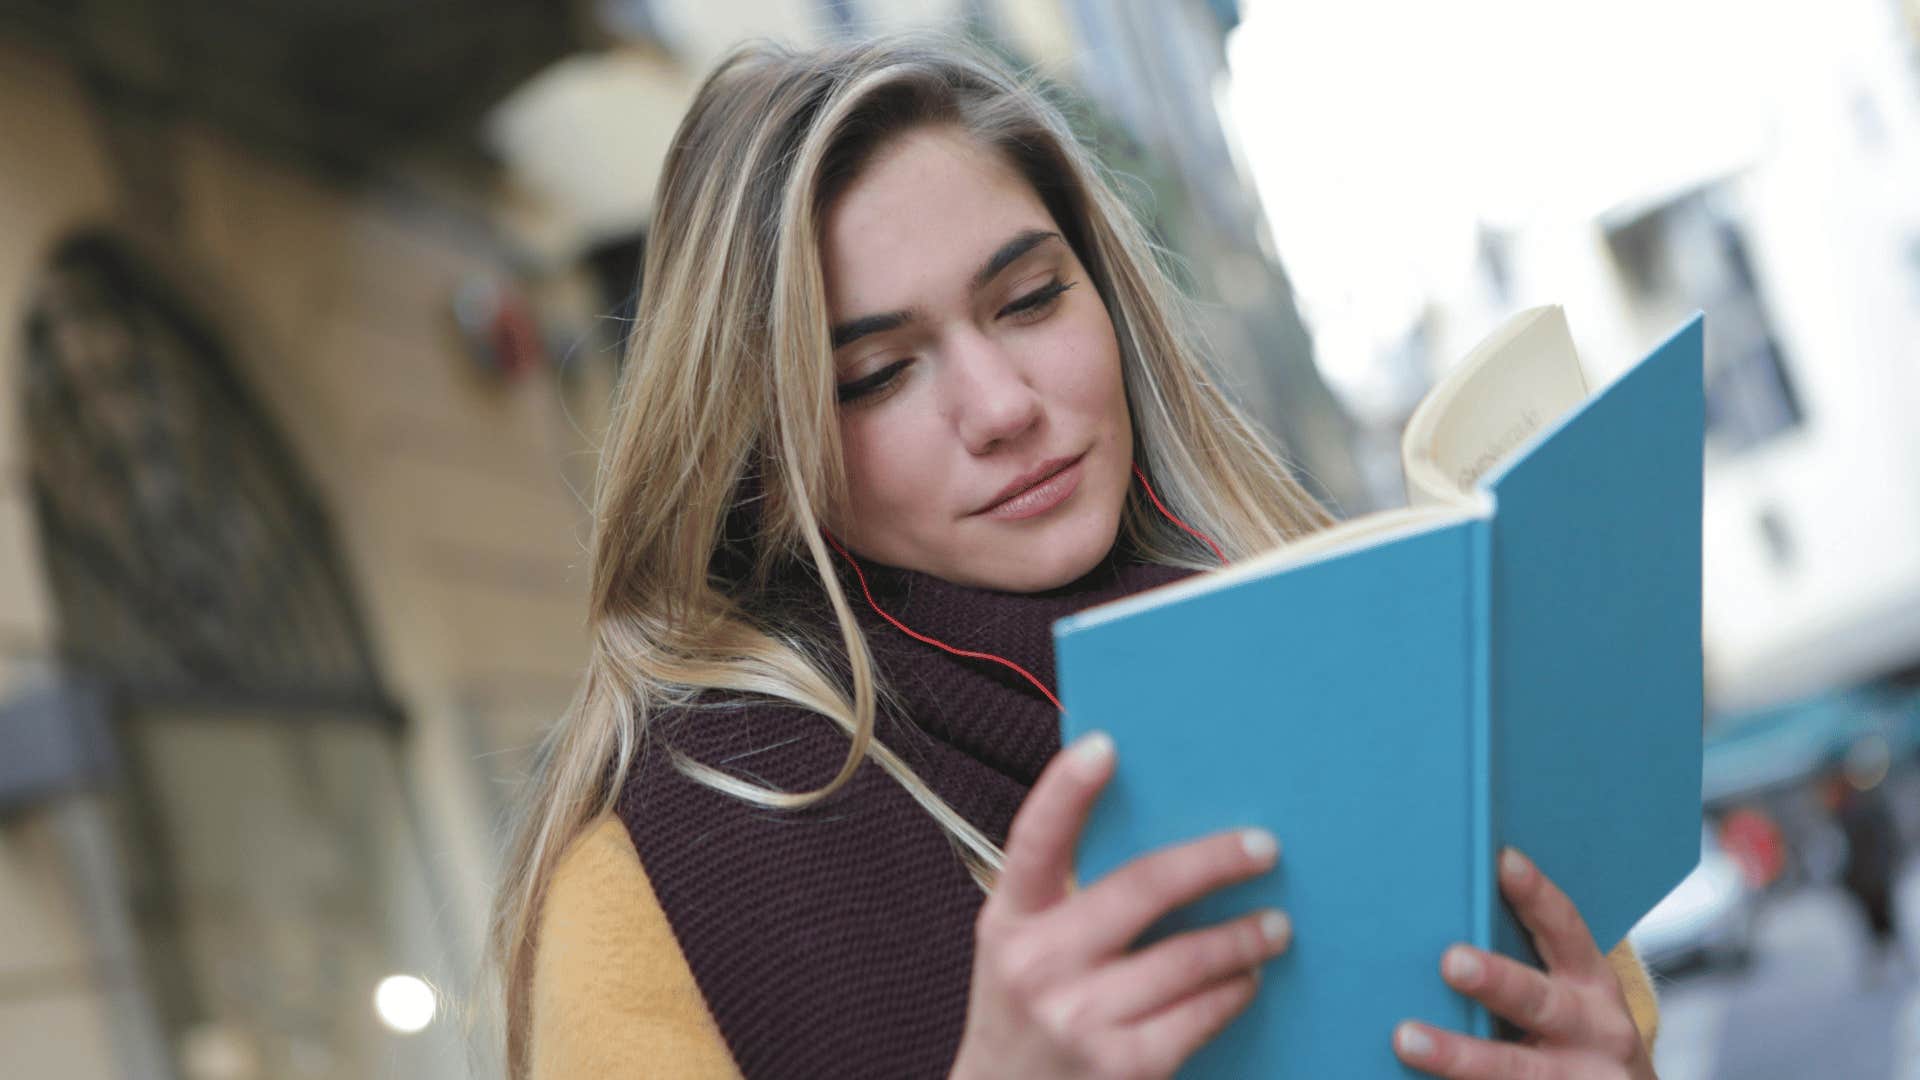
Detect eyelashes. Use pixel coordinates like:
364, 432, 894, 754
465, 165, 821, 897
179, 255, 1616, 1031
835, 279, 1078, 405
999, 278, 1075, 320
836, 358, 912, 403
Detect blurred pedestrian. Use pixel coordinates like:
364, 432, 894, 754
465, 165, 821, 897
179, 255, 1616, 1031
487, 32, 1661, 1080
1825, 735, 1905, 986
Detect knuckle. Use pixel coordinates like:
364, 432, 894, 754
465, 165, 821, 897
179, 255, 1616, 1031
1534, 982, 1576, 1033
1518, 977, 1560, 1032
1035, 986, 1094, 1043
990, 937, 1050, 996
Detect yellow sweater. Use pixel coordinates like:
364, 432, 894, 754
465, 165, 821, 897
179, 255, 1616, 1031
529, 815, 1661, 1078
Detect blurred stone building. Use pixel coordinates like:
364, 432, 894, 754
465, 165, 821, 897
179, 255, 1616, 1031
0, 4, 609, 1076
0, 2, 1357, 1078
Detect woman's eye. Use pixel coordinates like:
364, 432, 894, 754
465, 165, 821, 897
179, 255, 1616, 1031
834, 281, 1076, 406
999, 279, 1075, 322
836, 357, 912, 404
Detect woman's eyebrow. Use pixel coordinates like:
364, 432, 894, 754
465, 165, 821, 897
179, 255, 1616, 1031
829, 229, 1062, 351
830, 309, 915, 350
970, 228, 1060, 291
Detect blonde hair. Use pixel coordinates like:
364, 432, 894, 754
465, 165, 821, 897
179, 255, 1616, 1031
486, 32, 1332, 1075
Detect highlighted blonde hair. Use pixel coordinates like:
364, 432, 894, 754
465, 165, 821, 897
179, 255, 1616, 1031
487, 32, 1331, 1075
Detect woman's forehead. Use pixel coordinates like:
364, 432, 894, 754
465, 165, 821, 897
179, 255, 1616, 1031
820, 128, 1056, 314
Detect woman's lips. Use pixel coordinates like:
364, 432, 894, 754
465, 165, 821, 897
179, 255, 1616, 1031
977, 454, 1084, 521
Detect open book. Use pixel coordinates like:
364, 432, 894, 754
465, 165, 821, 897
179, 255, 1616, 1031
1054, 307, 1704, 1078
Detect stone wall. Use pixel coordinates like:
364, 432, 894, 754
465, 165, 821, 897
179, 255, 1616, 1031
0, 34, 611, 1078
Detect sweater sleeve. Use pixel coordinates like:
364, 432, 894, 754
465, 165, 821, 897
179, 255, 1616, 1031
1605, 938, 1660, 1052
530, 815, 743, 1079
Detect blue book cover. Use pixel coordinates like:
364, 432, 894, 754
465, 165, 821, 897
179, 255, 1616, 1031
1054, 307, 1704, 1078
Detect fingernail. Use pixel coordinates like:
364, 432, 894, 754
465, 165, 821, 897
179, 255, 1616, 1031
1501, 848, 1531, 884
1444, 946, 1482, 985
1241, 829, 1279, 863
1396, 1022, 1434, 1060
1260, 910, 1291, 946
1070, 731, 1114, 775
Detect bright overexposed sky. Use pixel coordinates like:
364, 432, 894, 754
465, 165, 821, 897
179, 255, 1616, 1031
1223, 0, 1789, 409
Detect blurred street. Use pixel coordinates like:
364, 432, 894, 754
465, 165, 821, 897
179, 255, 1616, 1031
1656, 862, 1920, 1079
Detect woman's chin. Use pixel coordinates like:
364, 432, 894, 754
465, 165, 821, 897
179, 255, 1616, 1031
850, 495, 1124, 593
962, 512, 1120, 593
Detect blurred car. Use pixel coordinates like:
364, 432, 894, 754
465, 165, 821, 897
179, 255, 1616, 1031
1628, 824, 1759, 972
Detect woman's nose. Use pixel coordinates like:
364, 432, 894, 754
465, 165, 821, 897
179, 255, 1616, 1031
949, 331, 1042, 453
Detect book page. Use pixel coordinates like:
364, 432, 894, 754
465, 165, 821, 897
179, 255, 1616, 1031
1401, 307, 1591, 507
1070, 503, 1473, 629
1072, 308, 1591, 628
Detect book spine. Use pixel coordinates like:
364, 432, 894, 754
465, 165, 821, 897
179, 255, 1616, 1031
1468, 515, 1497, 1043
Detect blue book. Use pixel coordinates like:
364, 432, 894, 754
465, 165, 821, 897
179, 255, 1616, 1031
1055, 307, 1704, 1078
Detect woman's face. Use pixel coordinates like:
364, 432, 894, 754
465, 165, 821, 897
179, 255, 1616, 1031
820, 126, 1133, 593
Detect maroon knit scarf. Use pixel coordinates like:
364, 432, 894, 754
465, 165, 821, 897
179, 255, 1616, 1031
614, 545, 1198, 1077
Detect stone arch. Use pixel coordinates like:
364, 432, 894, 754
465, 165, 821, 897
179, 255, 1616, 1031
9, 230, 471, 1078
19, 228, 396, 719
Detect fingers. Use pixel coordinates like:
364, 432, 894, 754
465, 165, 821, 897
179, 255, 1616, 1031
1072, 908, 1291, 1026
1064, 827, 1281, 955
977, 731, 1285, 1078
1411, 855, 1652, 1074
1500, 848, 1608, 980
1439, 944, 1589, 1045
1393, 1021, 1566, 1080
1123, 970, 1262, 1079
997, 731, 1116, 913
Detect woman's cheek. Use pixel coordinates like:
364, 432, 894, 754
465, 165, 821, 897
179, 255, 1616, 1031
1049, 311, 1122, 400
841, 412, 931, 520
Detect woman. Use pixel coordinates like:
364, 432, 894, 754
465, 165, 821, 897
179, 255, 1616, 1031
489, 33, 1662, 1079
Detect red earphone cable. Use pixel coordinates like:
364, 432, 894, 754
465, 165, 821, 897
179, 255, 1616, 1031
821, 464, 1224, 712
821, 527, 1066, 711
1130, 462, 1228, 565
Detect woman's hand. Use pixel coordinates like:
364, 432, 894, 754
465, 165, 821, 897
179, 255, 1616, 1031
950, 731, 1290, 1080
1392, 848, 1658, 1080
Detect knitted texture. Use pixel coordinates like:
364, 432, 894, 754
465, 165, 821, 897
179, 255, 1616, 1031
615, 546, 1196, 1078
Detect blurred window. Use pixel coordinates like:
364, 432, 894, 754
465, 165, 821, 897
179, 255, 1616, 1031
20, 233, 390, 712
1604, 190, 1803, 456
